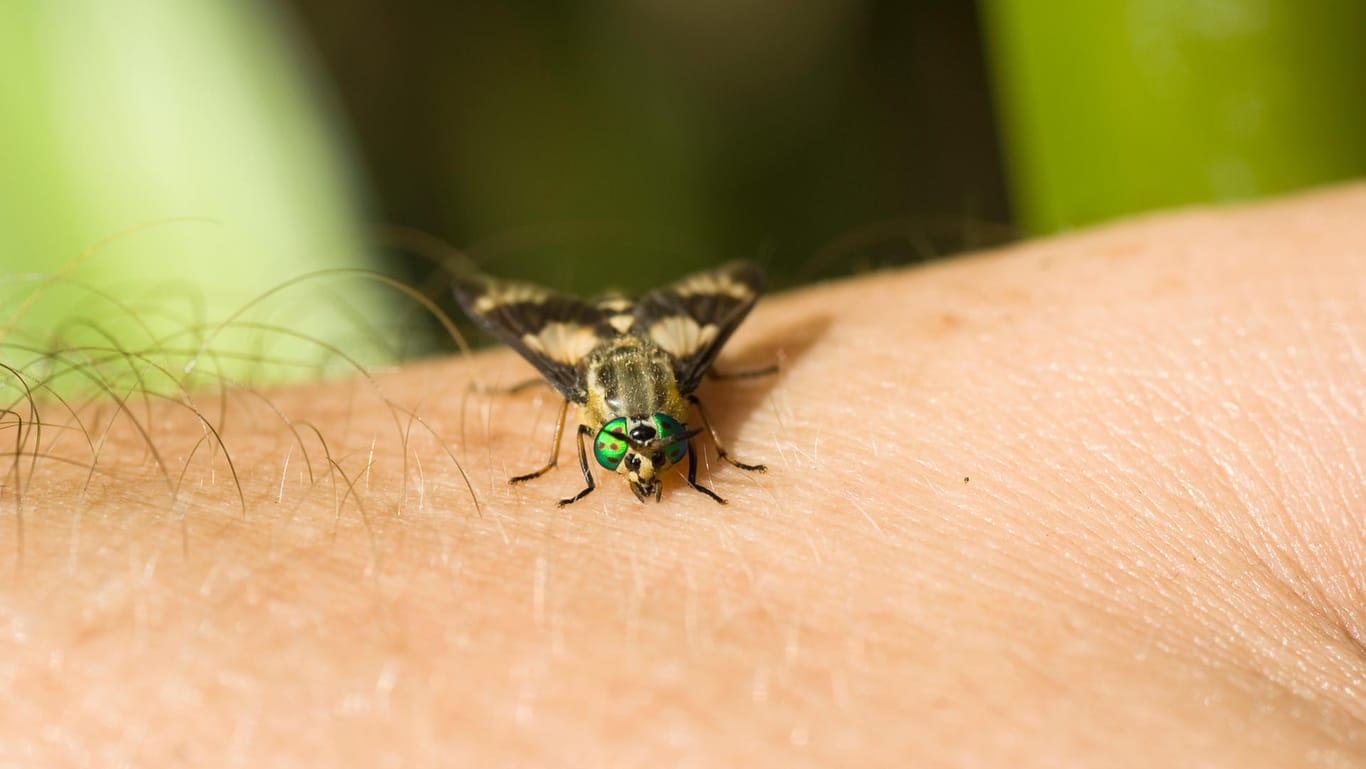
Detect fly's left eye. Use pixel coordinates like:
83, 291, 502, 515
652, 413, 684, 440
652, 413, 689, 465
593, 418, 629, 470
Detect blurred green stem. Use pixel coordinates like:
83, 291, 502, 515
981, 0, 1366, 232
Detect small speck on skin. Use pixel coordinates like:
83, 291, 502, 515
963, 477, 970, 484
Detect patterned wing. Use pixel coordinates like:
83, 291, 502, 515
451, 271, 612, 402
630, 261, 764, 394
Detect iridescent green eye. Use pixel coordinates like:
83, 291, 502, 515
594, 418, 629, 470
652, 413, 688, 465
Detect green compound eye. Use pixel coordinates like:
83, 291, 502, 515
593, 418, 629, 470
652, 413, 688, 466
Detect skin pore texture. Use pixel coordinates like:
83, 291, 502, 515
2, 184, 1364, 767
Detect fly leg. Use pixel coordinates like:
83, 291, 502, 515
501, 378, 555, 395
707, 363, 778, 381
472, 377, 555, 396
557, 424, 598, 507
684, 439, 726, 504
686, 394, 767, 473
509, 399, 569, 484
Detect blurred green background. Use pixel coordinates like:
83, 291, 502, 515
3, 0, 1364, 385
287, 0, 1008, 297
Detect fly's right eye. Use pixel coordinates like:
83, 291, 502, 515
593, 418, 629, 470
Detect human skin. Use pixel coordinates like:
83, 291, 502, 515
2, 184, 1363, 767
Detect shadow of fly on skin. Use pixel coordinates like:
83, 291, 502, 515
452, 261, 772, 506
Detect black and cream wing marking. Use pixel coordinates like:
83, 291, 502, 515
451, 272, 611, 402
631, 261, 764, 394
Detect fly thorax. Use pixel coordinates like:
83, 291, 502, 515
582, 338, 684, 427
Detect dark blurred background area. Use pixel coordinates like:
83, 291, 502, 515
5, 1, 1363, 378
284, 0, 1010, 295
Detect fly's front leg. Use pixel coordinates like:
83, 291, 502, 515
557, 424, 597, 507
509, 399, 569, 484
686, 394, 767, 473
684, 440, 726, 504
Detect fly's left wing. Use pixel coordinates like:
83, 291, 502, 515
630, 261, 764, 394
451, 271, 613, 403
